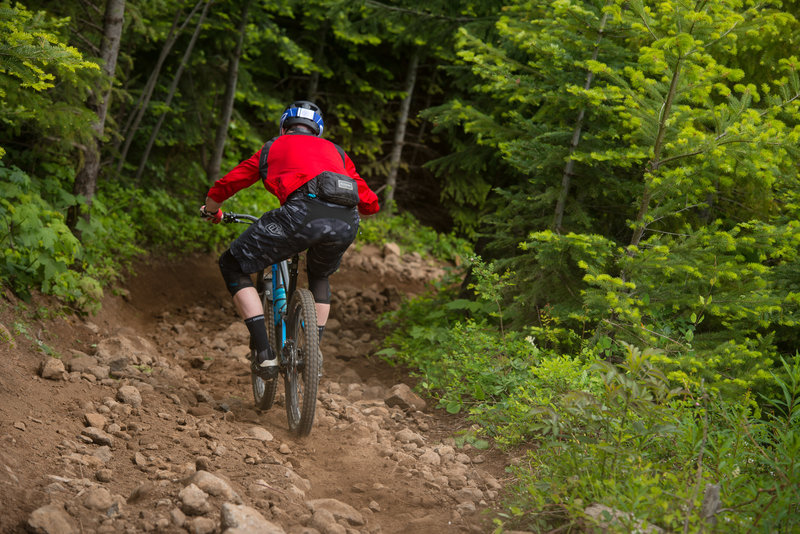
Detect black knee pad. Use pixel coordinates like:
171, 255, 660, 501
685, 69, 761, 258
308, 275, 331, 304
219, 249, 254, 296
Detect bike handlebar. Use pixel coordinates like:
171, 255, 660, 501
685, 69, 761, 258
221, 212, 258, 224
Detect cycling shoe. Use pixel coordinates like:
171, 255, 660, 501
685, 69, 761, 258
251, 348, 278, 380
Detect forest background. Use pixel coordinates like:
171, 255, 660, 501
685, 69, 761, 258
1, 0, 799, 531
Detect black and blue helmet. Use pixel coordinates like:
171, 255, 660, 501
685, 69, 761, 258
279, 100, 324, 136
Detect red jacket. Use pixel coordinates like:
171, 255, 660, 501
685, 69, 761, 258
207, 133, 380, 215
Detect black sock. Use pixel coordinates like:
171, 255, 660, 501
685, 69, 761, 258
244, 315, 270, 356
318, 325, 325, 341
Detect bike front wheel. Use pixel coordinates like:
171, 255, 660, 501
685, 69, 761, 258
284, 288, 320, 436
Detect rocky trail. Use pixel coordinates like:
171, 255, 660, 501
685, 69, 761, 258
0, 244, 509, 534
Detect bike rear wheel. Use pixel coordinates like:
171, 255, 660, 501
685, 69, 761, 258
251, 270, 278, 410
284, 288, 320, 436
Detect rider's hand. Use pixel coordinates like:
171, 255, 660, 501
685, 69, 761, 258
200, 205, 223, 224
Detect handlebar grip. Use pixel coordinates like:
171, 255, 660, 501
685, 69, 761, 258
222, 212, 259, 224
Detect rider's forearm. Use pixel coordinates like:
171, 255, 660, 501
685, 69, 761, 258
204, 197, 222, 213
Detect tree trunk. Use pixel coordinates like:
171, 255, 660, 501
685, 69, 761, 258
411, 69, 436, 163
116, 0, 203, 174
629, 56, 683, 248
68, 0, 125, 230
307, 27, 326, 101
553, 10, 609, 233
135, 0, 213, 183
383, 47, 420, 214
206, 0, 249, 183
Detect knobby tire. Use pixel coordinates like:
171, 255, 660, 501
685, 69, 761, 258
284, 288, 320, 436
251, 270, 278, 410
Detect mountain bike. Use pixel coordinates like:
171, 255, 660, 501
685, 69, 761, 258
222, 212, 321, 436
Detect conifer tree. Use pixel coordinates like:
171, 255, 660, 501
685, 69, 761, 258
0, 1, 99, 162
433, 0, 800, 393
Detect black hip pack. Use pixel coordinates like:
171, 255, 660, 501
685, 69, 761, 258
304, 171, 360, 208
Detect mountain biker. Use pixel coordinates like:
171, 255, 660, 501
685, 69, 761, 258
200, 100, 380, 379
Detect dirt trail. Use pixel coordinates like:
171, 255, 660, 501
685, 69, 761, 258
0, 245, 508, 533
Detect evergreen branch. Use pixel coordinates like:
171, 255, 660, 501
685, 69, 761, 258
631, 2, 659, 41
457, 30, 542, 78
363, 0, 495, 23
701, 1, 772, 52
69, 28, 100, 56
76, 17, 104, 34
655, 90, 800, 168
78, 0, 102, 17
702, 20, 741, 50
659, 125, 797, 167
772, 91, 800, 111
645, 229, 691, 237
648, 203, 702, 226
603, 318, 689, 348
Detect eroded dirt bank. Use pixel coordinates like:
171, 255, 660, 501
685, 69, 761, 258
0, 244, 509, 534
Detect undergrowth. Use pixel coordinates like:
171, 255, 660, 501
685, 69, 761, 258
378, 256, 800, 533
0, 162, 254, 312
357, 211, 471, 263
0, 159, 467, 313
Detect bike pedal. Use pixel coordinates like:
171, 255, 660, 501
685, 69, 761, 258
252, 359, 278, 380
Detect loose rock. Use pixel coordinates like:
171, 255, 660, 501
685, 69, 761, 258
306, 499, 365, 526
27, 503, 77, 534
116, 385, 142, 407
179, 483, 211, 516
40, 358, 66, 380
189, 470, 242, 503
220, 503, 285, 533
385, 383, 426, 412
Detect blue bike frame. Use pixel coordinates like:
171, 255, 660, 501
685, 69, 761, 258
265, 256, 299, 361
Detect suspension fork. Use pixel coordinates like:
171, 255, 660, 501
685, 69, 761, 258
287, 254, 299, 299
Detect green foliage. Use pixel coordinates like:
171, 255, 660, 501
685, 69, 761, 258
509, 222, 800, 397
0, 163, 98, 307
0, 1, 98, 160
0, 163, 217, 312
466, 255, 514, 335
0, 2, 97, 90
382, 249, 798, 531
379, 272, 601, 444
498, 350, 800, 534
385, 279, 799, 531
439, 0, 800, 405
358, 211, 472, 263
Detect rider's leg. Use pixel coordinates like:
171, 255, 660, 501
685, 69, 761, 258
219, 249, 277, 377
220, 249, 262, 320
236, 287, 270, 357
303, 201, 359, 344
233, 286, 263, 319
308, 276, 331, 333
307, 277, 329, 377
316, 302, 329, 340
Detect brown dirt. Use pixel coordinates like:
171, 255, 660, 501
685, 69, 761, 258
0, 246, 511, 533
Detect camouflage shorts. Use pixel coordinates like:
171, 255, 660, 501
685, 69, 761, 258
229, 194, 359, 279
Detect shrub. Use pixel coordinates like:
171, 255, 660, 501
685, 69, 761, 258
498, 352, 800, 534
358, 211, 472, 263
0, 163, 102, 309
